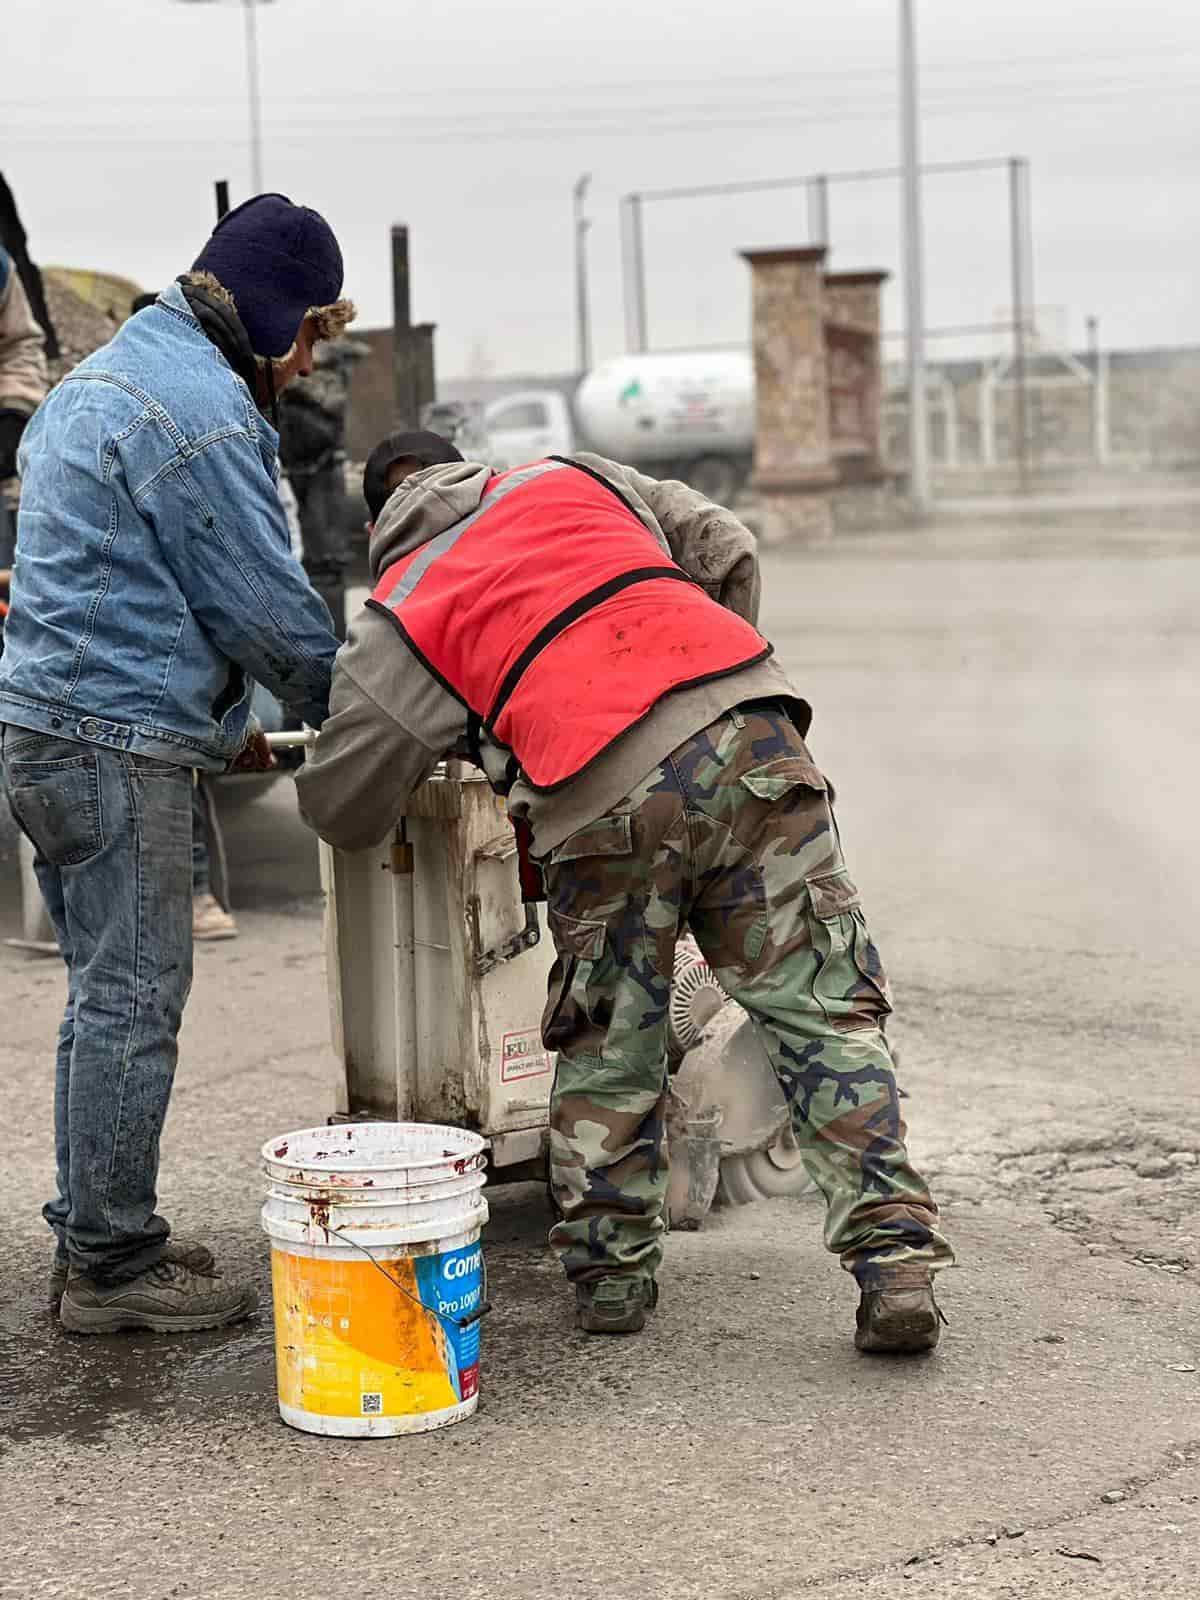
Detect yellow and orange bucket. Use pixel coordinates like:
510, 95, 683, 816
261, 1122, 488, 1438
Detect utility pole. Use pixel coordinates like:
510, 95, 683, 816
623, 193, 648, 354
171, 0, 268, 194
391, 224, 436, 428
807, 174, 830, 249
242, 0, 264, 194
898, 0, 930, 519
1086, 313, 1108, 465
392, 223, 413, 423
573, 174, 592, 374
1009, 156, 1032, 491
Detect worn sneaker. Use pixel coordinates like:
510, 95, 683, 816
193, 893, 237, 941
49, 1240, 219, 1313
60, 1257, 256, 1335
855, 1272, 945, 1354
575, 1275, 659, 1335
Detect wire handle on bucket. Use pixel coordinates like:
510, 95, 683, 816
329, 1226, 492, 1330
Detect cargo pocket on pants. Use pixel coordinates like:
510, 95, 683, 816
542, 906, 608, 1054
739, 754, 827, 804
543, 807, 664, 1096
735, 755, 830, 966
544, 904, 663, 1103
805, 867, 892, 1032
543, 811, 636, 1041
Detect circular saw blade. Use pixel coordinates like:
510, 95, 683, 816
668, 934, 730, 1060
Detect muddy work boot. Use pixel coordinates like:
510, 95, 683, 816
60, 1255, 256, 1335
575, 1275, 659, 1335
49, 1240, 219, 1314
855, 1270, 945, 1354
49, 1252, 70, 1313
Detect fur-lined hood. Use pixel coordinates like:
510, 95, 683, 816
180, 269, 355, 369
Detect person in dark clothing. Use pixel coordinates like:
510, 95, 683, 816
277, 336, 363, 639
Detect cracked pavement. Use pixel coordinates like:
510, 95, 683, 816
1, 514, 1198, 1598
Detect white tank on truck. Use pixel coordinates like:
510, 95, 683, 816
482, 349, 755, 505
576, 350, 754, 462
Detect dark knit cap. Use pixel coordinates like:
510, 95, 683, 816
363, 430, 464, 521
191, 193, 343, 359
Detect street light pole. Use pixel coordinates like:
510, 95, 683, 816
623, 193, 649, 354
171, 0, 267, 194
1008, 156, 1032, 491
898, 0, 931, 519
573, 174, 592, 375
242, 0, 264, 195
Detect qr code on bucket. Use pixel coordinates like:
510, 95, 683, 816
361, 1392, 383, 1416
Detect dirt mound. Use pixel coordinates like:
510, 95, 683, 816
42, 271, 132, 383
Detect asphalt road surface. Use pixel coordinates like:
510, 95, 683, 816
2, 513, 1199, 1600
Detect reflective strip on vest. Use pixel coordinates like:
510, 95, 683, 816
377, 459, 567, 609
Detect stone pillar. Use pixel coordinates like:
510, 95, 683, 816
824, 269, 889, 481
740, 246, 835, 541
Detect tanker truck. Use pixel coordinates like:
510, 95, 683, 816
482, 349, 755, 506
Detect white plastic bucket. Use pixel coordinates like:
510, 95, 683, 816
261, 1121, 489, 1438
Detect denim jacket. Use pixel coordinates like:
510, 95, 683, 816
0, 282, 339, 769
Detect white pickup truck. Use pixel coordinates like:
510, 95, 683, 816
483, 349, 755, 506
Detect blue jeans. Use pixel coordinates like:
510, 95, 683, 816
0, 726, 193, 1281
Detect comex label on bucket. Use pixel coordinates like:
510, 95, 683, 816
415, 1242, 484, 1397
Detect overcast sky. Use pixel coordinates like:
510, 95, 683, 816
4, 0, 1198, 376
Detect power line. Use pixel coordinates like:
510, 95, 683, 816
250, 71, 1200, 124
5, 82, 1198, 129
7, 60, 1198, 152
5, 41, 1200, 110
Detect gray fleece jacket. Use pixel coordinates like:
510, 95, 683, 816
295, 452, 805, 856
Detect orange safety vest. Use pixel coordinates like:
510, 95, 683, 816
368, 458, 770, 793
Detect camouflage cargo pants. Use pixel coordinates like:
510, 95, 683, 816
540, 705, 953, 1288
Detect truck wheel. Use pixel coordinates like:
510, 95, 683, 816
717, 1125, 813, 1205
684, 455, 742, 507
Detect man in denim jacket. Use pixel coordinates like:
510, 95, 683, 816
0, 194, 354, 1334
